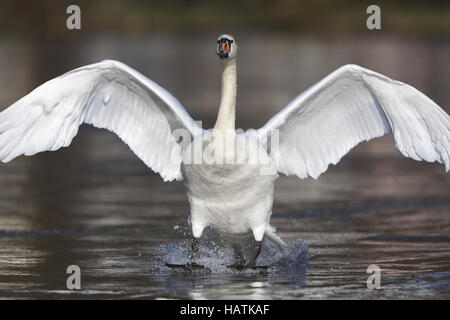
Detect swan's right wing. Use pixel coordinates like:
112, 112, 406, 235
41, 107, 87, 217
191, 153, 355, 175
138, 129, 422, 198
258, 64, 450, 179
0, 60, 202, 181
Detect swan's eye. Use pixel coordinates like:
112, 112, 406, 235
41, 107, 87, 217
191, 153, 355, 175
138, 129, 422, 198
217, 38, 232, 59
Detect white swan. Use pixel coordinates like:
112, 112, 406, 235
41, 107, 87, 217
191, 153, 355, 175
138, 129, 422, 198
0, 34, 449, 269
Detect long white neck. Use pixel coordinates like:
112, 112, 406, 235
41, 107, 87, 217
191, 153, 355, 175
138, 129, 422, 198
214, 58, 236, 132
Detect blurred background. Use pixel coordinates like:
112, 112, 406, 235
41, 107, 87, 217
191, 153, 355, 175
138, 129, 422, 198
0, 0, 449, 299
1, 0, 450, 36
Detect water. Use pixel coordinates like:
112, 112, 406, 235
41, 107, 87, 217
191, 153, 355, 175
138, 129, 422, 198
0, 33, 449, 299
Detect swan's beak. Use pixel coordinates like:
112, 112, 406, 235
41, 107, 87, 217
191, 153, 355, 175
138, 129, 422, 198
217, 38, 233, 59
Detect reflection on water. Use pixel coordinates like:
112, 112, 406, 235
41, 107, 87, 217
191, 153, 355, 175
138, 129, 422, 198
0, 33, 449, 299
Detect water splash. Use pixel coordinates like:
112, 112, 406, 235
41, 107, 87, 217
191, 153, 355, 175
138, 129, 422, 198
156, 228, 309, 274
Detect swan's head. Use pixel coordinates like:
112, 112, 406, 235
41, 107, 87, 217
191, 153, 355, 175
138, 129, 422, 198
216, 34, 237, 60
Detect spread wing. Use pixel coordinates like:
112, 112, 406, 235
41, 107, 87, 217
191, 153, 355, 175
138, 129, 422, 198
258, 64, 450, 179
0, 60, 203, 181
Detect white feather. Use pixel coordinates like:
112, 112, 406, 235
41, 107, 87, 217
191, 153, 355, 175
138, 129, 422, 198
0, 60, 203, 182
258, 64, 450, 179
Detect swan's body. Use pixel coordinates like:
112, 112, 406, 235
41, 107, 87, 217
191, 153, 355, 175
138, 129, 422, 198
1, 34, 449, 267
182, 134, 278, 241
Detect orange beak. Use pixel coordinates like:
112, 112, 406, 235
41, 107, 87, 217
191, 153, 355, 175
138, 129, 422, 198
217, 38, 232, 59
220, 41, 230, 54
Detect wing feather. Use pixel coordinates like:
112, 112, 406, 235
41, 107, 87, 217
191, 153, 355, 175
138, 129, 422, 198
259, 64, 450, 179
0, 60, 201, 181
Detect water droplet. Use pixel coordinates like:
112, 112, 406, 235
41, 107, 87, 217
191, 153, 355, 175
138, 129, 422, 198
103, 93, 111, 104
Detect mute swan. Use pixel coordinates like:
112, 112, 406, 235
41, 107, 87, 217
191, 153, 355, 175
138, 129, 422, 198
0, 34, 449, 269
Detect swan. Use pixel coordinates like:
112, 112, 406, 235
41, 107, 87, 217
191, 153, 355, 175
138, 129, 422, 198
0, 34, 449, 269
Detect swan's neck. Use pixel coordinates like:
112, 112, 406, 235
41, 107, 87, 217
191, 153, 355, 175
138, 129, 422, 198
214, 58, 236, 132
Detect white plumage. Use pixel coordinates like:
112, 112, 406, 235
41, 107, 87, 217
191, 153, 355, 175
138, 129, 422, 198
0, 60, 202, 182
0, 34, 449, 267
259, 64, 450, 179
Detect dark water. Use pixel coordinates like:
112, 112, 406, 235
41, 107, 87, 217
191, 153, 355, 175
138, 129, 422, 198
0, 33, 449, 299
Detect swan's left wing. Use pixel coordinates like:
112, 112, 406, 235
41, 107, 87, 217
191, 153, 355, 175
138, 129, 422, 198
258, 64, 450, 179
